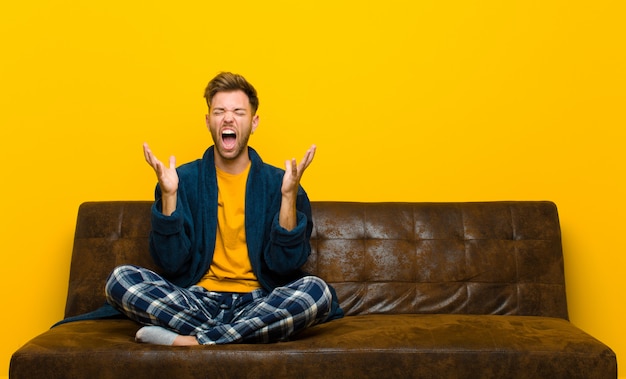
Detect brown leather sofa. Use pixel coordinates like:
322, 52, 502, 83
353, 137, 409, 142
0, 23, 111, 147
11, 201, 617, 378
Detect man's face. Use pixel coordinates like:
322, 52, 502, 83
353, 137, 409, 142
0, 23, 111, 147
206, 90, 259, 163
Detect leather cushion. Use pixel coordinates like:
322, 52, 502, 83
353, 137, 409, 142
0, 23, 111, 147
11, 315, 616, 379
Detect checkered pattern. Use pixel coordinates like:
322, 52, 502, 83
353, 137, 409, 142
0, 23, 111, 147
105, 265, 332, 345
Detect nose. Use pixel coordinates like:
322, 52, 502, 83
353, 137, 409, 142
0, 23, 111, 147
223, 111, 234, 122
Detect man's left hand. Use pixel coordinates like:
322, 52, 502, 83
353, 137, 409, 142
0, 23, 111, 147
282, 144, 316, 198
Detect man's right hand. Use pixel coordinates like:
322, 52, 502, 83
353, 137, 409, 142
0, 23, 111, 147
143, 142, 178, 216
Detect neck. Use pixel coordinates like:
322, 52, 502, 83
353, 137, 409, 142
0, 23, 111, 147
214, 148, 251, 175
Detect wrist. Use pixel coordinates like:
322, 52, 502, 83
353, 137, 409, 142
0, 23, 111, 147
281, 191, 297, 202
279, 194, 297, 231
161, 192, 177, 216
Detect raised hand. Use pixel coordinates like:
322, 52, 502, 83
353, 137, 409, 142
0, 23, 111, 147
282, 144, 316, 198
143, 142, 178, 215
279, 144, 316, 231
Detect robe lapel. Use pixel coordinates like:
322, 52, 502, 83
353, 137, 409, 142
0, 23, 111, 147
245, 147, 268, 280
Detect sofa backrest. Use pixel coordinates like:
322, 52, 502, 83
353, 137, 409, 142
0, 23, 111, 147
64, 201, 568, 320
304, 201, 568, 319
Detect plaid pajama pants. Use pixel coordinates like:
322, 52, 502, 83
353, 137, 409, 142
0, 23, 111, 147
104, 265, 332, 345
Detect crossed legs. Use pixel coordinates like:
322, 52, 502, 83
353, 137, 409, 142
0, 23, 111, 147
105, 265, 332, 345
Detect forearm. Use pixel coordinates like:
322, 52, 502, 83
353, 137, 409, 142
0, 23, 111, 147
279, 193, 297, 231
161, 192, 177, 216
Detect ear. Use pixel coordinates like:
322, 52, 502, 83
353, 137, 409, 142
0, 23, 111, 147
251, 114, 260, 134
205, 114, 210, 130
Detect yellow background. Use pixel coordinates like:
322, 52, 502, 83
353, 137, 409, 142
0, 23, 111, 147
1, 0, 624, 377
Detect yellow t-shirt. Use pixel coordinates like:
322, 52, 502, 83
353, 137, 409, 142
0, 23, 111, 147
196, 163, 261, 293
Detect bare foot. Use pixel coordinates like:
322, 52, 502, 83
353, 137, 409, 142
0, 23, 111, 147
172, 335, 200, 346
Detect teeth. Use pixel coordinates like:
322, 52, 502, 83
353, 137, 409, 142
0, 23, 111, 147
222, 130, 235, 135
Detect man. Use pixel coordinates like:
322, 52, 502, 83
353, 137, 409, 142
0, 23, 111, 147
105, 72, 342, 346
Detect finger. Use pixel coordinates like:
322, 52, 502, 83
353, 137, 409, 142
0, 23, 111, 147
291, 158, 298, 175
143, 143, 161, 170
143, 142, 152, 164
154, 160, 164, 177
308, 144, 317, 158
304, 144, 316, 165
284, 158, 292, 175
299, 145, 316, 171
169, 155, 176, 169
285, 158, 298, 180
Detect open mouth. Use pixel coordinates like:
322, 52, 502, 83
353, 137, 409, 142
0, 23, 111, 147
222, 130, 237, 150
